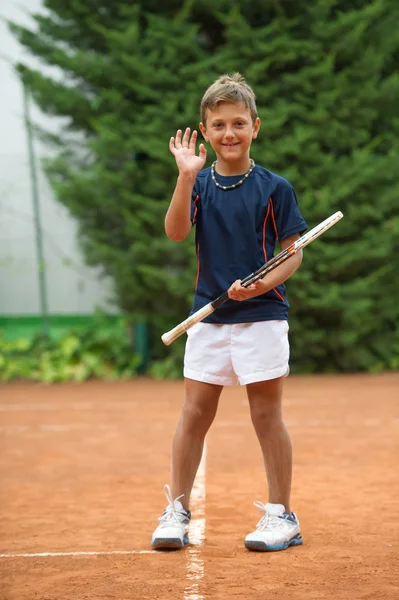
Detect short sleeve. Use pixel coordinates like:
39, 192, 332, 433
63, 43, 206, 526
191, 180, 201, 225
272, 179, 308, 240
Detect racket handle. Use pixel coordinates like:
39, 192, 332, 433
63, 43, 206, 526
161, 303, 215, 346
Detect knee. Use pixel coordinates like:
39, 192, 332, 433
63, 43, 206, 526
180, 400, 216, 435
250, 401, 282, 431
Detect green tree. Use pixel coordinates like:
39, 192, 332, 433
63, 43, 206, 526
216, 0, 399, 372
9, 0, 399, 375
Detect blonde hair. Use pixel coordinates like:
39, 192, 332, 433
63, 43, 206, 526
200, 73, 257, 125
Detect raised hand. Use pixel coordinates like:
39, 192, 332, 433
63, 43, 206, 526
169, 128, 207, 177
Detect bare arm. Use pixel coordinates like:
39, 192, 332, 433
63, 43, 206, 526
228, 233, 303, 301
165, 173, 196, 241
258, 234, 303, 292
165, 128, 207, 242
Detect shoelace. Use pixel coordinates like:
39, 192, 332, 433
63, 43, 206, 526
158, 484, 188, 527
253, 501, 284, 532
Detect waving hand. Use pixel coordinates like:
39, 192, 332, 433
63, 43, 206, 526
169, 128, 207, 177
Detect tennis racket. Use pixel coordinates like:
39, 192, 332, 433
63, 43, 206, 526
161, 210, 343, 346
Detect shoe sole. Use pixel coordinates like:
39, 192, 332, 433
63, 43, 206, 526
152, 536, 189, 550
245, 536, 303, 552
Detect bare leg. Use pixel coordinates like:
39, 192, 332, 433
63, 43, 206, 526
246, 377, 292, 513
171, 378, 222, 509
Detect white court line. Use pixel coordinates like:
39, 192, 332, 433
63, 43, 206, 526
1, 419, 397, 435
0, 550, 155, 558
0, 402, 137, 412
240, 398, 331, 407
0, 424, 115, 433
0, 404, 94, 411
215, 419, 399, 428
0, 446, 207, 586
184, 441, 206, 600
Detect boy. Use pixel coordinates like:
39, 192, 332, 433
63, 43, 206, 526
152, 73, 307, 552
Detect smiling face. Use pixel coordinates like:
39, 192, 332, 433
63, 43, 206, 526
200, 101, 261, 175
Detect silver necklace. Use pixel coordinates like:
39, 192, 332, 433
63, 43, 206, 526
211, 159, 255, 191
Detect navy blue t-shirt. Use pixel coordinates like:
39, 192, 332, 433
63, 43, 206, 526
190, 164, 308, 323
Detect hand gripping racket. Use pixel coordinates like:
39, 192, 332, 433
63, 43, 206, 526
161, 211, 343, 346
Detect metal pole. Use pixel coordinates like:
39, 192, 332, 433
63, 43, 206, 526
23, 83, 49, 334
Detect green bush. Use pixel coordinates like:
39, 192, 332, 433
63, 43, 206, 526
9, 1, 399, 375
0, 318, 140, 383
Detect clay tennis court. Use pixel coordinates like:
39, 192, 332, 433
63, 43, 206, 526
1, 373, 398, 600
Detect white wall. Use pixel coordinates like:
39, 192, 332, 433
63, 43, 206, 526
0, 0, 117, 314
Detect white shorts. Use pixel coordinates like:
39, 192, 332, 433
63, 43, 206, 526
184, 320, 290, 386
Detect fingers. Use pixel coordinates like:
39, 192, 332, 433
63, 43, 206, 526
175, 129, 182, 149
170, 128, 199, 149
182, 127, 190, 147
228, 280, 243, 300
189, 130, 198, 150
199, 143, 207, 157
169, 129, 184, 155
169, 128, 206, 162
228, 280, 263, 301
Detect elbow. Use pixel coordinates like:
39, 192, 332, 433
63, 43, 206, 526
167, 233, 188, 242
165, 218, 191, 242
165, 227, 190, 242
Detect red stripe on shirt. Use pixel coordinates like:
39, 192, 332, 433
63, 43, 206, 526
263, 198, 284, 302
195, 243, 200, 288
192, 195, 200, 223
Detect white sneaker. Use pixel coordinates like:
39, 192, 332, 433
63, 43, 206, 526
245, 501, 303, 552
151, 485, 191, 550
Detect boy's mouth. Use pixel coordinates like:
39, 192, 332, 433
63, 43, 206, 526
222, 142, 240, 147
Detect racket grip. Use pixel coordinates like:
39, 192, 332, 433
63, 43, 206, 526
161, 303, 215, 346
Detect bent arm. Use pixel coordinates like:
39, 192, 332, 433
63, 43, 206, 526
165, 173, 196, 242
260, 233, 303, 292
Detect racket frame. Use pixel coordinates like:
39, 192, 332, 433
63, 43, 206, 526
161, 211, 343, 346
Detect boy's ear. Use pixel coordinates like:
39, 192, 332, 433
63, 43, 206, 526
252, 117, 261, 139
199, 122, 209, 142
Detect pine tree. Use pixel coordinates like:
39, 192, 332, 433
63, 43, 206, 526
10, 3, 208, 371
215, 0, 399, 371
9, 0, 399, 374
